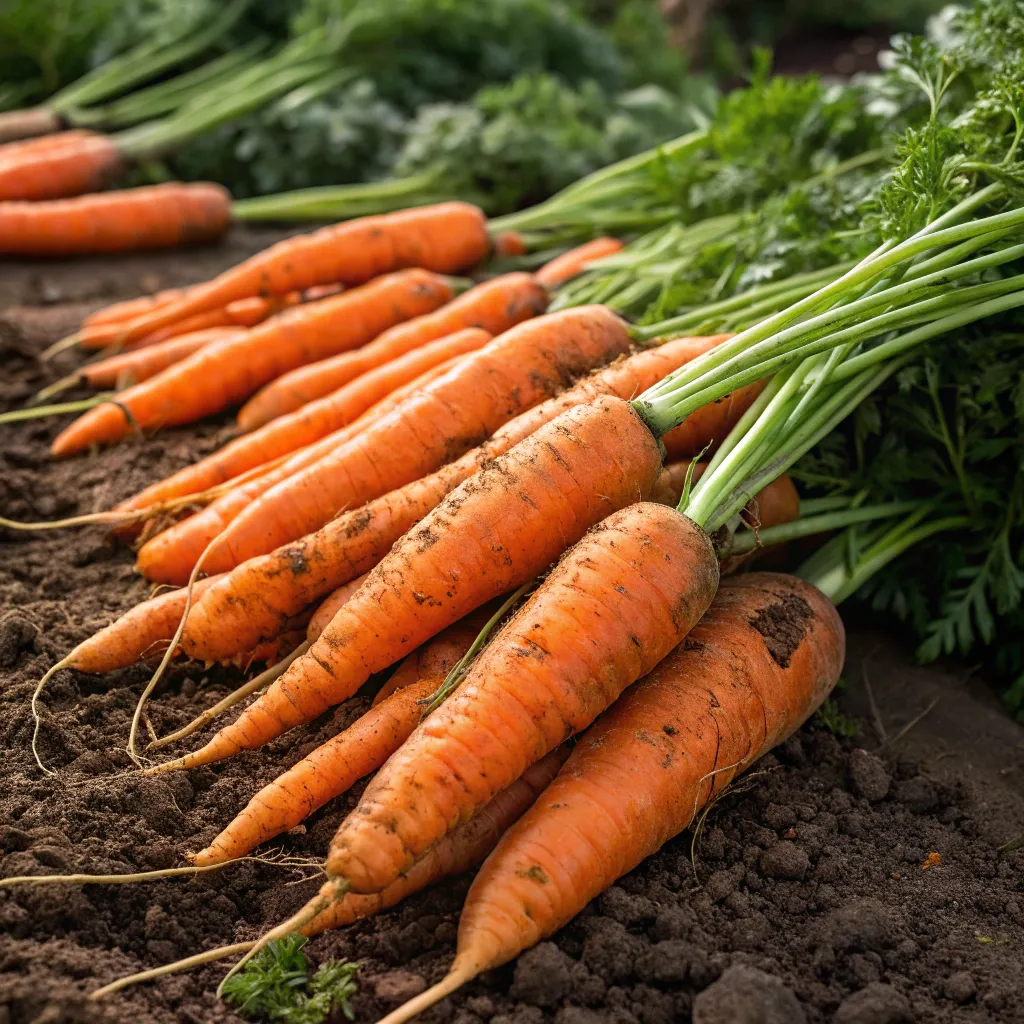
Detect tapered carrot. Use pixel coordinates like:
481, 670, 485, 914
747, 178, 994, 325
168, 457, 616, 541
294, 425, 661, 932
133, 353, 473, 584
302, 747, 569, 938
111, 202, 490, 346
320, 500, 717, 900
237, 272, 548, 429
119, 328, 489, 531
0, 182, 231, 257
191, 620, 482, 865
181, 307, 633, 579
534, 237, 624, 289
39, 327, 245, 400
155, 394, 666, 769
181, 336, 731, 660
50, 269, 454, 457
0, 130, 123, 201
379, 574, 844, 1022
83, 287, 192, 329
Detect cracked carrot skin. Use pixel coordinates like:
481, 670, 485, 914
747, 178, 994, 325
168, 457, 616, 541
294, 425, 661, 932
181, 335, 731, 662
325, 499, 720, 895
301, 748, 569, 937
111, 201, 491, 345
238, 272, 548, 429
170, 394, 666, 768
439, 574, 844, 985
194, 305, 635, 576
50, 269, 454, 457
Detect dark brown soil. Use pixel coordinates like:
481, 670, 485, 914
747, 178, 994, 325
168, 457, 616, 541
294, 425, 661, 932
1, 240, 1022, 1024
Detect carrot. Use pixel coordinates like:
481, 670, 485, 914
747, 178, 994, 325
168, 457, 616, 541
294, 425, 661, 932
237, 272, 549, 428
132, 354, 472, 584
379, 574, 844, 1022
302, 747, 569, 937
534, 237, 625, 289
155, 394, 666, 770
0, 130, 123, 201
491, 231, 527, 259
180, 335, 732, 661
49, 269, 454, 457
83, 287, 192, 329
110, 202, 490, 346
191, 620, 483, 865
317, 499, 717, 901
0, 182, 231, 257
177, 307, 633, 581
662, 379, 767, 459
39, 327, 245, 400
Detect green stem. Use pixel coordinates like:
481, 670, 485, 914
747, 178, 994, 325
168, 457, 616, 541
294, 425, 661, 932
0, 394, 114, 424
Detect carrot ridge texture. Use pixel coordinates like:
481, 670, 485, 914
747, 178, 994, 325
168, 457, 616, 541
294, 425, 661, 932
171, 394, 665, 767
394, 574, 844, 1017
180, 335, 730, 661
0, 183, 231, 256
326, 501, 719, 896
49, 269, 453, 457
111, 201, 490, 345
238, 272, 549, 429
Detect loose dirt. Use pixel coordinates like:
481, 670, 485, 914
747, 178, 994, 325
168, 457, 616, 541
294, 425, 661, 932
1, 240, 1021, 1024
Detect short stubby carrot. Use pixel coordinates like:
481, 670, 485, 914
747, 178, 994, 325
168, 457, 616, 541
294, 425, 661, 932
111, 202, 490, 346
662, 378, 766, 459
0, 130, 123, 201
132, 355, 469, 584
0, 182, 231, 256
168, 395, 666, 767
180, 336, 731, 661
237, 272, 548, 429
534, 237, 624, 290
193, 306, 634, 575
379, 574, 844, 1020
49, 269, 453, 457
324, 500, 718, 897
302, 748, 568, 938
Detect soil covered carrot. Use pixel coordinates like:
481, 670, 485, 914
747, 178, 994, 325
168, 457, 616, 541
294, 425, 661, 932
237, 272, 549, 428
0, 130, 123, 201
535, 237, 624, 289
379, 574, 843, 1021
157, 394, 665, 768
111, 202, 490, 346
0, 182, 231, 256
49, 269, 454, 457
177, 306, 634, 579
180, 335, 730, 660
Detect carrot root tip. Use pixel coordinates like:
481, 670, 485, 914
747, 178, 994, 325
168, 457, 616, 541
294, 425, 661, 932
375, 962, 480, 1024
31, 655, 74, 776
40, 332, 82, 361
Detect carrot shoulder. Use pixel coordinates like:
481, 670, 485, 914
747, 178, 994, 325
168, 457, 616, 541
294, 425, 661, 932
49, 269, 454, 457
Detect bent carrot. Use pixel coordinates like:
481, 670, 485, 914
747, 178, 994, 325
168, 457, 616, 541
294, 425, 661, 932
380, 574, 844, 1021
111, 202, 490, 346
187, 307, 633, 579
181, 336, 731, 661
50, 269, 454, 457
161, 395, 665, 768
191, 620, 482, 865
534, 237, 624, 289
0, 130, 123, 201
237, 272, 548, 428
133, 354, 471, 584
0, 183, 231, 256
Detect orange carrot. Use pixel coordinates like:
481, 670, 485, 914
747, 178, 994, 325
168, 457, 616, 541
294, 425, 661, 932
83, 286, 192, 329
191, 620, 482, 865
534, 237, 624, 289
49, 269, 454, 457
180, 335, 731, 660
302, 748, 569, 938
662, 379, 766, 459
379, 574, 844, 1021
133, 353, 471, 584
237, 272, 548, 429
491, 231, 527, 258
181, 306, 632, 580
158, 394, 666, 769
305, 575, 370, 644
0, 130, 123, 201
111, 202, 490, 346
0, 182, 231, 257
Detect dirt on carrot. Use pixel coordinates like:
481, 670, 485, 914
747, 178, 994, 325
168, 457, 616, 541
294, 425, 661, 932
1, 240, 1022, 1024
